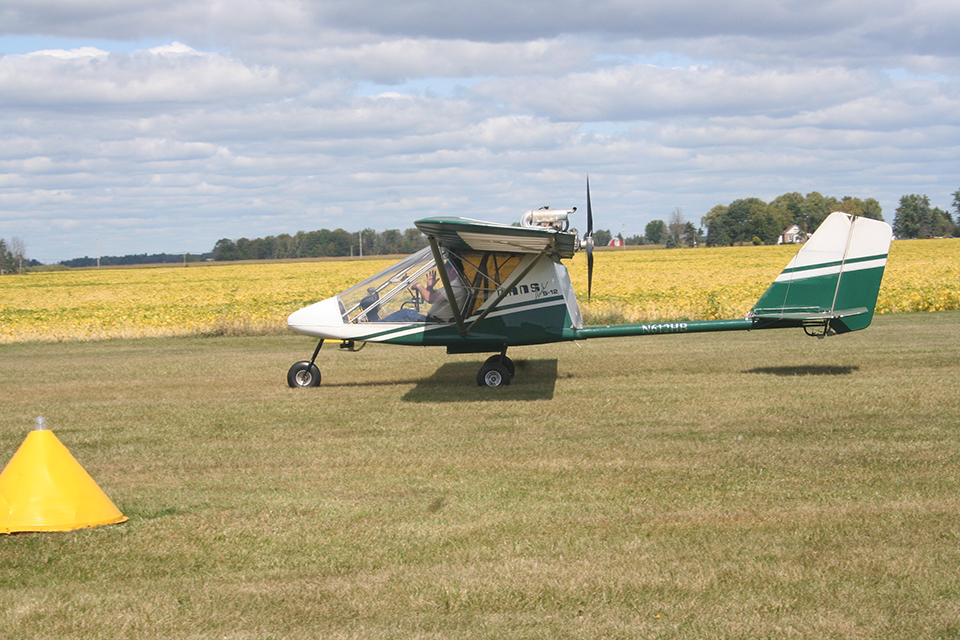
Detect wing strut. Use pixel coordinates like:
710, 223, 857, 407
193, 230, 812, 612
427, 236, 467, 335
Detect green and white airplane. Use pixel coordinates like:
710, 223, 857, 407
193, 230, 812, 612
287, 185, 893, 387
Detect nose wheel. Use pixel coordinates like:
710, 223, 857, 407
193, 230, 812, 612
288, 361, 321, 387
288, 340, 323, 388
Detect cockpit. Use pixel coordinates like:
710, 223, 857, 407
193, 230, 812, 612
336, 246, 528, 324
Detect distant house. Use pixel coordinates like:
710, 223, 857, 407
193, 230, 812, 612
608, 237, 624, 247
778, 224, 808, 244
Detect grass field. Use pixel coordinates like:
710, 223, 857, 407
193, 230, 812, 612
1, 312, 959, 638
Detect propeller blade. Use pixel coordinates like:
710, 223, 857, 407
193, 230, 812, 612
585, 176, 594, 301
586, 177, 594, 237
586, 240, 594, 301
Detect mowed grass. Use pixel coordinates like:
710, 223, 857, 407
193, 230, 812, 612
1, 312, 959, 639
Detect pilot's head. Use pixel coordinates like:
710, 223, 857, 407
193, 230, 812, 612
444, 258, 462, 280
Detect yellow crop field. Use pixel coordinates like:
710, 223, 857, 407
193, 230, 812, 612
1, 239, 958, 343
575, 238, 960, 323
0, 259, 395, 343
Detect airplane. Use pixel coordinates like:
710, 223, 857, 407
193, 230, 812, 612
286, 182, 893, 388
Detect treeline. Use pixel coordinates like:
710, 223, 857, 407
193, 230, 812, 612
60, 253, 211, 268
211, 227, 427, 261
594, 192, 890, 249
701, 190, 960, 246
599, 189, 959, 250
702, 192, 884, 247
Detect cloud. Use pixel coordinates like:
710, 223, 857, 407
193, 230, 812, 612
310, 0, 886, 42
272, 38, 595, 84
0, 43, 290, 108
0, 1, 958, 261
469, 64, 890, 122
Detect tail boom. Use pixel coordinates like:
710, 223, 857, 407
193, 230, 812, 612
571, 212, 892, 341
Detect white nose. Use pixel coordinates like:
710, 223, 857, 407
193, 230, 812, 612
287, 297, 344, 337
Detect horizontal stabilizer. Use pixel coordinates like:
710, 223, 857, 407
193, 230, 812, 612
750, 307, 868, 321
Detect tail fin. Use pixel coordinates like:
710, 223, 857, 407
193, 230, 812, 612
749, 212, 892, 334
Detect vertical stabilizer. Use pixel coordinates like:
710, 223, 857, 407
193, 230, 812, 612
750, 213, 892, 333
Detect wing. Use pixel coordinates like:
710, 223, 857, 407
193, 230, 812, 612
414, 217, 579, 259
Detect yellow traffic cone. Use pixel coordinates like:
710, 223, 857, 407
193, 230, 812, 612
0, 491, 9, 534
0, 418, 127, 533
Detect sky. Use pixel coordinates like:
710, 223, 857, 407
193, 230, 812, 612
1, 0, 958, 263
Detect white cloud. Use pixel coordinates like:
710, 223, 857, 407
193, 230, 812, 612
0, 44, 290, 107
0, 1, 958, 261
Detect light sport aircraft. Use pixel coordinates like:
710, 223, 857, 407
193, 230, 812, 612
286, 185, 893, 388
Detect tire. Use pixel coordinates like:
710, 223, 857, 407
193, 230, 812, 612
287, 361, 321, 388
484, 355, 515, 377
477, 362, 511, 387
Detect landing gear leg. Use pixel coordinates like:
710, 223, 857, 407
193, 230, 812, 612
288, 340, 323, 388
477, 346, 514, 387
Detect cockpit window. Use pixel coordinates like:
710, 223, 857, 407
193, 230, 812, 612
338, 247, 436, 323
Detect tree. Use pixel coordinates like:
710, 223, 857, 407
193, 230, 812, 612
746, 201, 790, 245
801, 192, 840, 230
665, 208, 686, 248
0, 237, 27, 274
593, 229, 612, 247
0, 239, 10, 274
931, 207, 955, 237
402, 228, 428, 253
8, 237, 26, 273
702, 205, 731, 247
893, 194, 950, 238
720, 198, 783, 244
770, 192, 806, 228
838, 196, 884, 221
953, 189, 960, 236
644, 219, 666, 244
379, 229, 405, 254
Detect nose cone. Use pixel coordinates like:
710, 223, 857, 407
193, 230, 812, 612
287, 297, 345, 338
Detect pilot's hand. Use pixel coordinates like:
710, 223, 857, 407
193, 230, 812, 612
426, 270, 438, 288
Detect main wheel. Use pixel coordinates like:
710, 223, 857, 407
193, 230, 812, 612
483, 355, 515, 377
287, 361, 321, 388
477, 362, 511, 387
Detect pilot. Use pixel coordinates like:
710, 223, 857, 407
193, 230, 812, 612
382, 259, 466, 323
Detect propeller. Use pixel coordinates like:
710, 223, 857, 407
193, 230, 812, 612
585, 177, 595, 301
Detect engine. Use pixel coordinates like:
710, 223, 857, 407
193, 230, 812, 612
520, 206, 577, 231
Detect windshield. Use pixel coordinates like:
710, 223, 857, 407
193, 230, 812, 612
338, 246, 538, 324
338, 247, 443, 323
